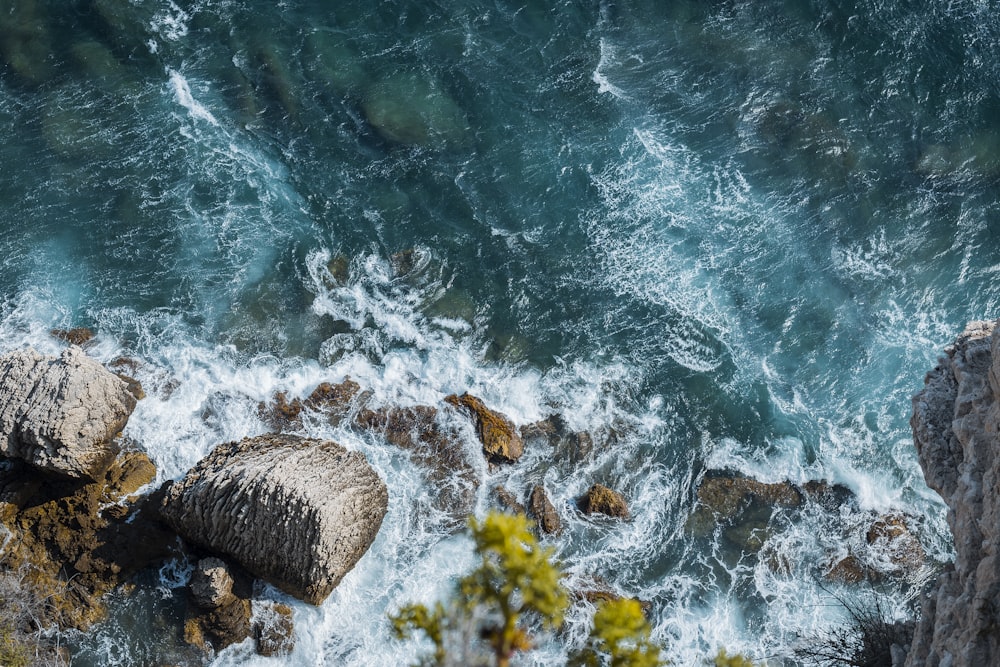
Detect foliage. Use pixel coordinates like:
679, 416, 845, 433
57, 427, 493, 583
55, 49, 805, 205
571, 598, 666, 667
0, 621, 32, 667
710, 647, 758, 666
793, 585, 912, 667
390, 512, 569, 667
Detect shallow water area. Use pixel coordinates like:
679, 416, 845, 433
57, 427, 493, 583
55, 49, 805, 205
1, 0, 999, 665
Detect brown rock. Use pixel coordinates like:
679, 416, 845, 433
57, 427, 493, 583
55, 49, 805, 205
696, 473, 803, 517
305, 377, 364, 425
115, 373, 145, 401
190, 557, 235, 609
529, 485, 561, 535
50, 327, 94, 346
257, 391, 304, 432
184, 557, 253, 653
578, 483, 629, 519
825, 554, 869, 584
356, 406, 477, 522
445, 393, 523, 464
254, 601, 295, 656
0, 450, 172, 630
866, 513, 925, 573
493, 486, 525, 515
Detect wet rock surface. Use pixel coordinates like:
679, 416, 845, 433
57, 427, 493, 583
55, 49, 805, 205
183, 557, 254, 654
0, 347, 138, 481
445, 392, 524, 464
577, 483, 629, 519
160, 434, 388, 605
905, 320, 1000, 667
529, 485, 562, 535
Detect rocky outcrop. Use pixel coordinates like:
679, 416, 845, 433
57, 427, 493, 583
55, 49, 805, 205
0, 450, 170, 630
578, 483, 629, 519
0, 347, 138, 481
530, 485, 562, 535
445, 393, 524, 464
906, 320, 1000, 667
159, 434, 388, 605
183, 557, 253, 653
355, 405, 478, 522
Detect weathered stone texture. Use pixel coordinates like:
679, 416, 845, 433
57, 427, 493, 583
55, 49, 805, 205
160, 434, 388, 605
0, 346, 137, 480
906, 320, 1000, 667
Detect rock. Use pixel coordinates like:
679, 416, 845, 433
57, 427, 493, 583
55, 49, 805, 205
493, 486, 525, 515
159, 434, 388, 605
0, 347, 137, 481
257, 391, 304, 432
190, 557, 234, 609
355, 406, 477, 522
253, 601, 295, 657
445, 393, 524, 464
305, 377, 364, 425
183, 557, 253, 653
866, 513, 925, 573
695, 473, 803, 517
50, 327, 95, 346
362, 72, 469, 147
520, 414, 593, 463
116, 373, 146, 401
572, 577, 652, 617
578, 483, 629, 519
529, 485, 561, 535
825, 554, 869, 584
905, 320, 1000, 667
0, 450, 171, 630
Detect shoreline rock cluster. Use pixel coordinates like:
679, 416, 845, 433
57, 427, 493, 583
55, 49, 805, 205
0, 341, 634, 660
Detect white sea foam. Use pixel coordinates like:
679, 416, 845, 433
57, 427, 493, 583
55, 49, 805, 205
168, 69, 218, 126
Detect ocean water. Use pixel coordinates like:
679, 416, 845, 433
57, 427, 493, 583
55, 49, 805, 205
1, 0, 999, 664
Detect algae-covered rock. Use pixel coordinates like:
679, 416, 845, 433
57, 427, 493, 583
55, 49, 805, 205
0, 346, 137, 481
578, 483, 629, 519
445, 393, 524, 464
160, 434, 388, 605
362, 72, 469, 147
0, 450, 170, 630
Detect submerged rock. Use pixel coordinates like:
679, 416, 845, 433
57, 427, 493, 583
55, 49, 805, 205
578, 483, 629, 519
50, 326, 95, 346
362, 72, 469, 148
445, 393, 524, 464
529, 485, 561, 535
160, 434, 388, 605
493, 485, 526, 515
254, 601, 295, 657
906, 320, 1000, 667
0, 347, 137, 481
355, 405, 478, 522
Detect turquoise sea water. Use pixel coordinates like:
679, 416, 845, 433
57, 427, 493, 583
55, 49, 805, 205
2, 0, 999, 664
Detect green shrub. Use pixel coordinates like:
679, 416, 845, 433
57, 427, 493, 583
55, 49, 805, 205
391, 512, 568, 667
572, 598, 666, 667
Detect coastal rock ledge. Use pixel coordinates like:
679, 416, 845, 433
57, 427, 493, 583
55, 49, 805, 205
160, 434, 388, 605
0, 346, 137, 481
907, 319, 1000, 667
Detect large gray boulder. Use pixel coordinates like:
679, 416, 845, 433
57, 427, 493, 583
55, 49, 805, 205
0, 346, 137, 481
906, 320, 1000, 667
160, 434, 388, 605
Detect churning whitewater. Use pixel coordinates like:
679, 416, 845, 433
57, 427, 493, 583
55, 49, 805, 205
1, 0, 999, 664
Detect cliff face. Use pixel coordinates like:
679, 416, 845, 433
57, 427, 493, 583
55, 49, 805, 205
907, 320, 1000, 667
